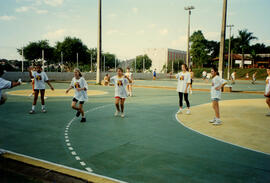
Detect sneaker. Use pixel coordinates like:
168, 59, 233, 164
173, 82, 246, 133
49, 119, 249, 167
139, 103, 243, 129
44, 96, 48, 100
209, 118, 216, 123
121, 113, 125, 118
266, 112, 270, 117
80, 117, 86, 123
76, 110, 81, 117
186, 110, 191, 115
114, 110, 120, 117
177, 109, 183, 114
29, 110, 35, 114
41, 109, 47, 113
213, 119, 222, 125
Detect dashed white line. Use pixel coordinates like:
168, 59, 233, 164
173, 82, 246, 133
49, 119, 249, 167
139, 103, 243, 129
71, 151, 77, 155
80, 161, 86, 166
85, 167, 93, 172
75, 156, 81, 160
68, 147, 73, 150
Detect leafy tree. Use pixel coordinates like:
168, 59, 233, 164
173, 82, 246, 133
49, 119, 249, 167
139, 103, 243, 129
167, 59, 184, 73
190, 30, 210, 68
103, 52, 119, 71
206, 40, 219, 59
17, 40, 56, 64
55, 37, 90, 67
132, 54, 152, 72
237, 29, 257, 68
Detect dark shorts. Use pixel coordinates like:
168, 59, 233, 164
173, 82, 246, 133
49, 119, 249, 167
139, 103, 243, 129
34, 89, 45, 92
190, 79, 193, 85
73, 98, 84, 104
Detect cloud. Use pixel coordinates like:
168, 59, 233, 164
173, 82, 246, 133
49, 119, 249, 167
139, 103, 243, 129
36, 9, 48, 14
44, 0, 64, 7
15, 6, 32, 12
0, 15, 16, 21
16, 6, 48, 14
106, 29, 119, 36
43, 29, 67, 40
159, 28, 169, 35
132, 7, 138, 14
171, 35, 186, 50
204, 31, 220, 40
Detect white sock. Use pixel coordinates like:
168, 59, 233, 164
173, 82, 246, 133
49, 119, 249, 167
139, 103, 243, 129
32, 105, 35, 111
42, 105, 45, 110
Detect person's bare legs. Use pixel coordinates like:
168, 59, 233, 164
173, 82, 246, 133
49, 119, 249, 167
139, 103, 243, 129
33, 90, 39, 106
120, 98, 125, 113
212, 101, 220, 119
78, 103, 84, 117
71, 101, 79, 110
266, 98, 270, 108
115, 98, 120, 112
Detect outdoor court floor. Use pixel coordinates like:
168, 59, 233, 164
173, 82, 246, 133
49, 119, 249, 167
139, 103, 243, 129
0, 79, 270, 183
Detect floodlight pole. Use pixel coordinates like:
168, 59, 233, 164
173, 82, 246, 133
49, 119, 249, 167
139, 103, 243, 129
184, 6, 195, 68
96, 0, 102, 84
227, 24, 234, 80
143, 58, 145, 73
135, 57, 136, 73
42, 49, 45, 71
90, 54, 93, 72
76, 52, 79, 68
61, 51, 63, 72
22, 49, 24, 72
218, 0, 228, 78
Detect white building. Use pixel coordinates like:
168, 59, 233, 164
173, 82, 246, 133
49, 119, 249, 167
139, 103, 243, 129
144, 48, 186, 73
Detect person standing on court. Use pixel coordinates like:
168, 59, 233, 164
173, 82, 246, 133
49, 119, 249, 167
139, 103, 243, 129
176, 64, 191, 115
264, 67, 270, 116
28, 64, 54, 114
153, 69, 157, 80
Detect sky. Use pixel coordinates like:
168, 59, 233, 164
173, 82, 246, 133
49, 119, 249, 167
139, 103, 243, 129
0, 0, 270, 60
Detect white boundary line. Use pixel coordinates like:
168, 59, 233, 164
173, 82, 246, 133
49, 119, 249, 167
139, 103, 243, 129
0, 148, 127, 183
64, 104, 112, 174
174, 112, 270, 156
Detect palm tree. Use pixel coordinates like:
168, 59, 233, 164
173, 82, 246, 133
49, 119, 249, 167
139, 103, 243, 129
237, 29, 257, 68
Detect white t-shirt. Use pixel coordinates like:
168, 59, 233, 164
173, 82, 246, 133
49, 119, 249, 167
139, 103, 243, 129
202, 71, 207, 77
110, 76, 129, 98
32, 71, 49, 90
265, 76, 270, 96
231, 73, 236, 80
70, 77, 88, 102
0, 78, 12, 100
211, 76, 225, 99
176, 72, 191, 93
125, 72, 133, 85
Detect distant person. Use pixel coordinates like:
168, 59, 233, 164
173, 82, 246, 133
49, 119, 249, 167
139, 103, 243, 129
66, 68, 88, 122
28, 64, 54, 114
176, 64, 191, 115
153, 69, 157, 80
264, 68, 270, 116
252, 72, 257, 85
125, 67, 133, 96
29, 65, 36, 97
0, 65, 21, 105
231, 71, 236, 84
202, 70, 207, 80
102, 74, 110, 86
206, 73, 211, 82
245, 73, 249, 80
189, 68, 194, 94
209, 67, 227, 125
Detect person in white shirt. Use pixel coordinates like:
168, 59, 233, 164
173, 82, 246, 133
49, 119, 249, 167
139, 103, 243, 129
209, 67, 227, 125
264, 68, 270, 116
110, 68, 132, 118
176, 64, 191, 114
252, 72, 257, 85
231, 71, 236, 84
202, 71, 207, 80
0, 66, 21, 105
66, 68, 88, 122
125, 67, 134, 97
28, 64, 54, 114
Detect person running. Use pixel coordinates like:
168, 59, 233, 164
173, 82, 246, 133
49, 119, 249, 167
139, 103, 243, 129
28, 64, 54, 114
264, 68, 270, 116
125, 67, 133, 96
66, 68, 88, 122
209, 67, 227, 125
0, 65, 21, 105
153, 69, 157, 80
231, 71, 236, 84
252, 72, 257, 85
189, 68, 194, 94
110, 68, 132, 118
176, 64, 191, 115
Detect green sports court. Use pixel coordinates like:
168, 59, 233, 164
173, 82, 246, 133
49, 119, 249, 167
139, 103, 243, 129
1, 79, 270, 183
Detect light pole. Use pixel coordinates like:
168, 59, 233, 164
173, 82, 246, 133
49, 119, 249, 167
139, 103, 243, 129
22, 49, 24, 72
227, 24, 234, 80
103, 55, 105, 72
76, 52, 79, 68
90, 54, 93, 72
96, 0, 102, 84
143, 58, 145, 73
184, 6, 195, 68
61, 51, 63, 72
218, 0, 228, 78
42, 49, 45, 71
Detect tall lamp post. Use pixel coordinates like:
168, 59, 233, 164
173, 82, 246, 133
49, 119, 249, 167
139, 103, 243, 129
96, 0, 102, 84
227, 24, 234, 80
218, 0, 228, 78
22, 48, 24, 72
184, 6, 195, 68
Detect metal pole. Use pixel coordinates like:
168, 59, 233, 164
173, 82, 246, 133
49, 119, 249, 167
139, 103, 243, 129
96, 0, 102, 84
143, 58, 145, 73
186, 10, 191, 67
91, 54, 93, 72
135, 57, 136, 73
115, 57, 116, 72
22, 49, 24, 72
61, 51, 63, 72
76, 52, 79, 68
172, 60, 173, 73
227, 25, 233, 80
103, 55, 105, 72
218, 0, 227, 78
42, 49, 45, 71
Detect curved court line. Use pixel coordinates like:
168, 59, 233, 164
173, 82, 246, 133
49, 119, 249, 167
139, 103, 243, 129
174, 112, 270, 156
64, 104, 112, 173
